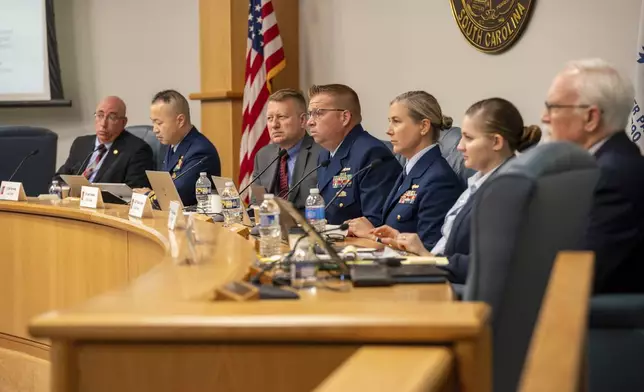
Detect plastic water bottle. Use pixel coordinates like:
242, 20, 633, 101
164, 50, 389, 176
195, 172, 212, 212
48, 180, 63, 199
259, 194, 282, 257
305, 188, 326, 232
221, 181, 243, 226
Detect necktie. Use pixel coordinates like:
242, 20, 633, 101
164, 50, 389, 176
397, 168, 407, 192
277, 151, 289, 198
83, 144, 107, 180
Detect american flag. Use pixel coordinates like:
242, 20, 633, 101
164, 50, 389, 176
239, 0, 286, 196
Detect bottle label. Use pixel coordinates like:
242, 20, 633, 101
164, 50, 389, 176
196, 186, 210, 195
222, 197, 241, 209
260, 213, 280, 227
305, 206, 325, 221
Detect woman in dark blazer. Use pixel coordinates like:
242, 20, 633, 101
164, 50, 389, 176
346, 91, 463, 251
379, 98, 542, 283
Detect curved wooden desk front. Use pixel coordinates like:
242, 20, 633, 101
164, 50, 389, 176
0, 199, 254, 391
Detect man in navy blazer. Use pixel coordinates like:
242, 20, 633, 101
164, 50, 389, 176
544, 58, 644, 293
136, 90, 221, 206
307, 84, 401, 225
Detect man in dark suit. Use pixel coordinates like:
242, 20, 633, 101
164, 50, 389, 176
55, 96, 153, 188
136, 90, 221, 207
307, 84, 401, 225
544, 58, 644, 293
253, 89, 322, 210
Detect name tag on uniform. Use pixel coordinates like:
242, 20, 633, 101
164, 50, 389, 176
129, 192, 153, 218
80, 186, 104, 208
398, 190, 417, 204
0, 181, 27, 201
332, 173, 353, 188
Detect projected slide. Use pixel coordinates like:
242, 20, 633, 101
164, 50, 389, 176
0, 0, 50, 101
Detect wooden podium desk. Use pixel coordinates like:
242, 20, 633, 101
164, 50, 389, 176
0, 199, 490, 392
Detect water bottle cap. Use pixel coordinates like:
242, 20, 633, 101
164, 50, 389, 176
200, 172, 207, 176
225, 181, 234, 187
310, 188, 319, 194
52, 180, 59, 184
264, 194, 274, 199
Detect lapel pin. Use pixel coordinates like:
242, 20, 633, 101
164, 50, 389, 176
113, 149, 119, 155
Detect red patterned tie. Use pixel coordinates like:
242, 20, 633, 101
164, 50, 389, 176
278, 152, 289, 198
83, 144, 107, 179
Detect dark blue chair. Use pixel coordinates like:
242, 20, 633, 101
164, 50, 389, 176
126, 125, 164, 170
0, 126, 58, 196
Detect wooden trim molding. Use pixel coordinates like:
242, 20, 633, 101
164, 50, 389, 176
189, 91, 244, 102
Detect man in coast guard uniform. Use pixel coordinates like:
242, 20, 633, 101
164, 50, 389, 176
134, 90, 221, 206
307, 84, 401, 225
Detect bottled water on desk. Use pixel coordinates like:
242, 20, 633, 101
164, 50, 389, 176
48, 180, 63, 199
195, 172, 212, 212
259, 194, 281, 257
305, 188, 326, 232
221, 181, 243, 226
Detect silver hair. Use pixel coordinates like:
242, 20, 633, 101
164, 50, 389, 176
565, 58, 635, 132
563, 59, 634, 132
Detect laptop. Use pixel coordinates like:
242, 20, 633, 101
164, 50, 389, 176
60, 174, 90, 197
146, 170, 184, 211
272, 197, 342, 264
94, 183, 133, 202
211, 176, 252, 226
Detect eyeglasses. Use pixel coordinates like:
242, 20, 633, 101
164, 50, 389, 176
544, 101, 591, 113
306, 108, 346, 119
94, 112, 124, 122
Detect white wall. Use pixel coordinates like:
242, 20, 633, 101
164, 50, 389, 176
300, 0, 641, 139
0, 0, 201, 168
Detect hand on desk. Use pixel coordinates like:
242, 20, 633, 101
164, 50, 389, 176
381, 232, 433, 256
346, 217, 375, 238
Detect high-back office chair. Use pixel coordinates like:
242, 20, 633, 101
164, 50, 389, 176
463, 142, 600, 392
0, 126, 58, 196
126, 125, 165, 170
382, 127, 474, 185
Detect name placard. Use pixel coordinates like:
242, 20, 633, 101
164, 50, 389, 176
129, 192, 153, 218
79, 186, 104, 209
167, 200, 184, 230
0, 181, 27, 201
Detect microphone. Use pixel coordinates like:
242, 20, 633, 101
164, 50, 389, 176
76, 144, 106, 176
325, 157, 387, 210
282, 159, 330, 199
252, 223, 350, 284
172, 156, 209, 181
239, 149, 288, 195
8, 149, 39, 181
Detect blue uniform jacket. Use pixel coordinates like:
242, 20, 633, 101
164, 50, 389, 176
162, 127, 221, 206
318, 124, 402, 225
382, 147, 463, 251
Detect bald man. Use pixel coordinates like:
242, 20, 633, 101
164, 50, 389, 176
55, 96, 153, 188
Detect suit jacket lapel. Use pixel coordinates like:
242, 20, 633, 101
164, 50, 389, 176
264, 144, 280, 194
445, 197, 474, 251
319, 125, 363, 192
288, 134, 313, 202
383, 147, 439, 217
166, 128, 196, 172
93, 132, 125, 182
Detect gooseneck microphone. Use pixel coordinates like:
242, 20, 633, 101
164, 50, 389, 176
8, 149, 39, 181
324, 158, 387, 210
172, 156, 209, 181
282, 159, 330, 199
239, 149, 288, 195
76, 144, 106, 176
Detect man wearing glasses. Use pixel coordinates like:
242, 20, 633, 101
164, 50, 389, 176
307, 84, 401, 226
55, 96, 153, 188
253, 88, 322, 210
543, 58, 644, 294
